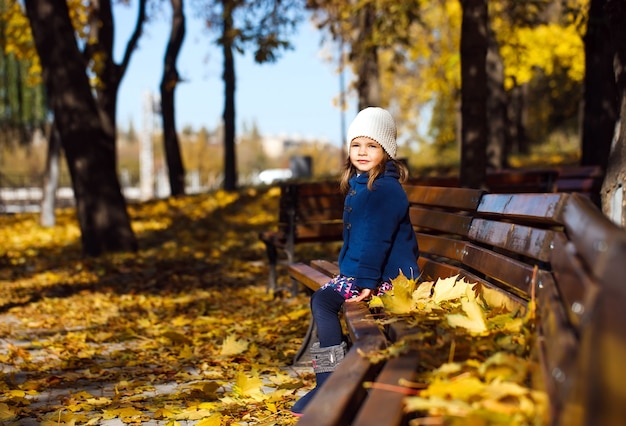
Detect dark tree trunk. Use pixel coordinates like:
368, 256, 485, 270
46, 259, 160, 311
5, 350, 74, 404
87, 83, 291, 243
459, 0, 488, 189
353, 2, 380, 110
486, 24, 507, 170
222, 0, 237, 192
506, 83, 529, 155
25, 0, 137, 256
40, 120, 61, 227
602, 0, 626, 226
87, 0, 147, 144
581, 0, 618, 170
160, 0, 187, 196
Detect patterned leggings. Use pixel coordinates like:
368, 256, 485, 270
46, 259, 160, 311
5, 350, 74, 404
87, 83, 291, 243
312, 276, 392, 347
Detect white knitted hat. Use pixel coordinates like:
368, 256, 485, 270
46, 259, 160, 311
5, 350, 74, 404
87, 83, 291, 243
346, 107, 397, 158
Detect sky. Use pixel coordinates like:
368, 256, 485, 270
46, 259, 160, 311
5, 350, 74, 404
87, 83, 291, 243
113, 4, 356, 147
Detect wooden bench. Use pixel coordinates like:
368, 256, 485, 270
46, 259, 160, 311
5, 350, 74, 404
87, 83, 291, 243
260, 167, 603, 293
289, 184, 626, 426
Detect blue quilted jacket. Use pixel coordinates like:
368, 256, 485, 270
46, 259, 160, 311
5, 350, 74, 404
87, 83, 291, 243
337, 162, 420, 289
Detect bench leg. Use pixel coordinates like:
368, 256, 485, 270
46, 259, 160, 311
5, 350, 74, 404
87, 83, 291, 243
293, 314, 319, 366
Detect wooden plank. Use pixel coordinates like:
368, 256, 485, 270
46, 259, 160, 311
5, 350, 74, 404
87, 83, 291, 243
310, 259, 340, 276
477, 193, 568, 224
561, 193, 626, 283
535, 279, 580, 419
297, 304, 387, 426
351, 350, 422, 426
550, 233, 599, 330
418, 257, 466, 283
461, 243, 551, 298
296, 349, 385, 426
416, 233, 467, 262
288, 262, 331, 291
294, 223, 343, 242
404, 185, 485, 210
343, 302, 386, 344
468, 218, 556, 262
410, 207, 474, 236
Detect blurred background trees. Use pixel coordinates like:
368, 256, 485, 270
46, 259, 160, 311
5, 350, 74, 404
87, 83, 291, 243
2, 0, 626, 254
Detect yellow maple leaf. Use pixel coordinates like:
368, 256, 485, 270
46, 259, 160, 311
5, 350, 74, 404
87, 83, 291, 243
413, 280, 434, 301
446, 294, 487, 333
195, 413, 223, 426
432, 275, 468, 303
0, 402, 17, 421
380, 271, 418, 314
424, 376, 486, 400
232, 372, 267, 401
154, 407, 178, 419
220, 334, 249, 356
404, 395, 472, 417
6, 389, 26, 398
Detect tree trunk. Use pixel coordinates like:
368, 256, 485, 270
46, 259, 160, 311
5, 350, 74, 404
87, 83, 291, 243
581, 0, 618, 171
160, 0, 187, 196
602, 0, 626, 226
87, 0, 147, 145
486, 23, 507, 170
25, 0, 137, 256
354, 2, 380, 110
222, 0, 237, 192
459, 0, 488, 189
40, 120, 60, 227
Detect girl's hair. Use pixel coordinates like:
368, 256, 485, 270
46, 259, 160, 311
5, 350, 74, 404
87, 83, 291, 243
339, 153, 410, 194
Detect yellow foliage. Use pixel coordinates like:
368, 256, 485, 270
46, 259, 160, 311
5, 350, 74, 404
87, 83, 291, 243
220, 334, 250, 356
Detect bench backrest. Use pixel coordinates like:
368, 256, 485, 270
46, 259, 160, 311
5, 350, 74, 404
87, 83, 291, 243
278, 181, 344, 251
405, 184, 626, 425
276, 166, 603, 249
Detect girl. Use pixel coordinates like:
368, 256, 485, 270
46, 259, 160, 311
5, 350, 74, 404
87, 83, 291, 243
291, 107, 420, 416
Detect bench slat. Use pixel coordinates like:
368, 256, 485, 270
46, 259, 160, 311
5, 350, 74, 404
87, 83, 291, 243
297, 349, 385, 426
469, 218, 556, 262
297, 303, 387, 426
289, 262, 330, 292
310, 259, 340, 276
406, 185, 484, 210
550, 233, 599, 330
478, 193, 568, 224
410, 208, 473, 236
416, 233, 467, 262
293, 223, 343, 242
351, 350, 422, 426
561, 193, 626, 283
461, 243, 547, 297
536, 278, 580, 419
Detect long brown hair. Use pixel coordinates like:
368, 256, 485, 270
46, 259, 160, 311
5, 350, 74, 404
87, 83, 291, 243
339, 154, 409, 194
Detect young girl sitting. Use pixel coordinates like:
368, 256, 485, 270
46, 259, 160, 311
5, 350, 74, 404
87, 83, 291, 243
291, 106, 420, 416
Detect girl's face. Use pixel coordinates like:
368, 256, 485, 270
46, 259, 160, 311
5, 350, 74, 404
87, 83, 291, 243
349, 137, 385, 174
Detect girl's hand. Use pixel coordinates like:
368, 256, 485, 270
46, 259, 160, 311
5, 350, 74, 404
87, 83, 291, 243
346, 288, 372, 303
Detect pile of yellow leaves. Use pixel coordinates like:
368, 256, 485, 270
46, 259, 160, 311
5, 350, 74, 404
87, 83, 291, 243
369, 273, 549, 425
0, 188, 316, 426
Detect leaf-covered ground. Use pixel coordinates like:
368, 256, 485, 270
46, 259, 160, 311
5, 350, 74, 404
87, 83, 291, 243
0, 187, 324, 425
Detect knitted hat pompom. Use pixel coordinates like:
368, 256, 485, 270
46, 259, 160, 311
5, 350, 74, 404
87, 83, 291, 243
346, 107, 397, 158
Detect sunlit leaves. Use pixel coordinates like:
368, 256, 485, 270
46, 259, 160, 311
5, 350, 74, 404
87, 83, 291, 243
220, 334, 250, 356
0, 188, 307, 425
370, 274, 544, 423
